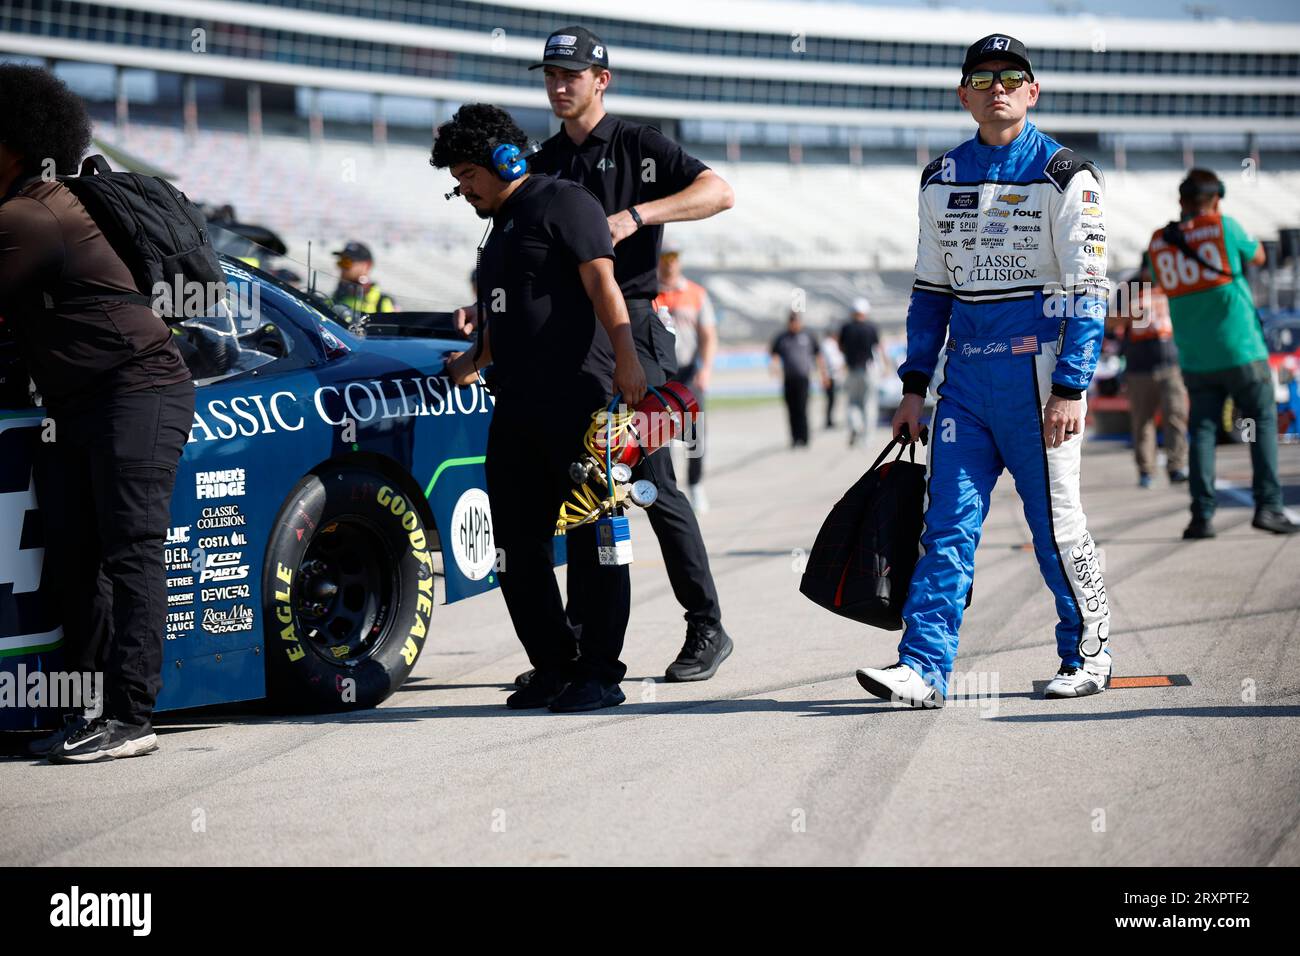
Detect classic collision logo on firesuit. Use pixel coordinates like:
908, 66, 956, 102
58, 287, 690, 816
187, 376, 494, 443
943, 253, 1039, 287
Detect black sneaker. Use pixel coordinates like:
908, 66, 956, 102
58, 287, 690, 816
1169, 469, 1189, 484
514, 668, 537, 689
1252, 510, 1300, 534
27, 713, 94, 758
548, 679, 625, 713
506, 670, 567, 710
665, 624, 734, 682
48, 718, 158, 763
1182, 517, 1216, 539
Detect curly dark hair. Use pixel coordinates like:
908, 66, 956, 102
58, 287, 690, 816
429, 103, 526, 171
0, 64, 93, 174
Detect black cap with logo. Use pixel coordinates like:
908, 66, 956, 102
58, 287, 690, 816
333, 240, 373, 261
530, 26, 610, 71
962, 34, 1033, 77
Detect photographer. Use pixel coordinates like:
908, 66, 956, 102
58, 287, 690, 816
0, 65, 194, 760
434, 104, 646, 712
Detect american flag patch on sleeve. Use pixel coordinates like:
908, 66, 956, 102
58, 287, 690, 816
1010, 335, 1038, 354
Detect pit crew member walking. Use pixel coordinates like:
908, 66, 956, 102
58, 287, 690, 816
436, 104, 647, 712
857, 34, 1111, 707
525, 26, 737, 682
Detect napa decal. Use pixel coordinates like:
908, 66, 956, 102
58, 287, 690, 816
449, 488, 496, 582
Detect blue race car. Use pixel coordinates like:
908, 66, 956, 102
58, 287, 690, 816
0, 256, 497, 728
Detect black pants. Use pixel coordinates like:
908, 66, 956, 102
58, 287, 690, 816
784, 374, 810, 446
486, 376, 630, 684
36, 381, 195, 725
824, 378, 837, 428
624, 299, 722, 628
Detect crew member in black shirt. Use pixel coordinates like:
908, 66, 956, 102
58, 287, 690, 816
524, 26, 737, 683
436, 104, 647, 712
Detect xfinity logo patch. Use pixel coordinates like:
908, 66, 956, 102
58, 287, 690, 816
948, 192, 978, 209
50, 886, 151, 936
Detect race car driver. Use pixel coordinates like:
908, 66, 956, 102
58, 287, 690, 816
857, 34, 1111, 707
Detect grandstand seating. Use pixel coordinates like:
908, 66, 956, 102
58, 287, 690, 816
96, 121, 1300, 317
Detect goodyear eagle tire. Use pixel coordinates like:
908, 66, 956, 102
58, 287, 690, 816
262, 468, 436, 712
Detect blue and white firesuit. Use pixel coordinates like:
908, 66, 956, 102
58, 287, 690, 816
896, 121, 1111, 695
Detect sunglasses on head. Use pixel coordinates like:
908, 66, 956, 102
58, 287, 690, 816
964, 69, 1032, 91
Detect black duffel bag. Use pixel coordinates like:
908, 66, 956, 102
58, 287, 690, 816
799, 427, 930, 630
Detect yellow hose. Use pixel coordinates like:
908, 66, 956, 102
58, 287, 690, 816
554, 408, 639, 532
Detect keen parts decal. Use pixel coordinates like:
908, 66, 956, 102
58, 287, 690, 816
188, 376, 493, 443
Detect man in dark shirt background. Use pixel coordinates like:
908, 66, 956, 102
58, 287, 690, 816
436, 104, 647, 712
837, 298, 882, 448
771, 311, 823, 448
0, 65, 194, 761
525, 26, 738, 683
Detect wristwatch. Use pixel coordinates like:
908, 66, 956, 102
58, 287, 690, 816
627, 206, 643, 230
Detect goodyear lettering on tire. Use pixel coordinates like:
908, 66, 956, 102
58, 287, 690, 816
377, 486, 435, 666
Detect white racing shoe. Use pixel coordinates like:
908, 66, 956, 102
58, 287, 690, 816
1044, 654, 1112, 699
856, 662, 945, 709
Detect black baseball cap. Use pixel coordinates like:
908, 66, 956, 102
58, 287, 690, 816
530, 26, 610, 71
962, 34, 1033, 77
333, 240, 373, 261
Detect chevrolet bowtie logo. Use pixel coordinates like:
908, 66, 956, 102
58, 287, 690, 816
998, 193, 1029, 204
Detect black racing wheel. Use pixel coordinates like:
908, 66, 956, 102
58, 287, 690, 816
262, 468, 436, 712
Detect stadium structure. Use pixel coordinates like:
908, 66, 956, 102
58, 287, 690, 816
1, 0, 1298, 329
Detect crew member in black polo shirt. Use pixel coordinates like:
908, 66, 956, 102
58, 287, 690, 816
525, 25, 738, 683
436, 104, 647, 712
